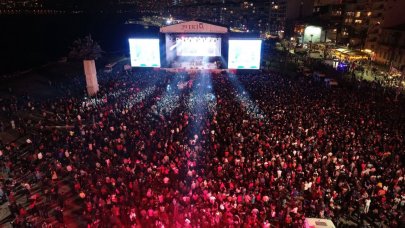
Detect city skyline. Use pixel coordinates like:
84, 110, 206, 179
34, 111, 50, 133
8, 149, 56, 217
1, 0, 404, 70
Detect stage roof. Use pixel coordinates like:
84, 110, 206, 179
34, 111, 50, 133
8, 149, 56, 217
160, 20, 228, 34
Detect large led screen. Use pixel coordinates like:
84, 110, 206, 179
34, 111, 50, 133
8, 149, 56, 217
129, 39, 161, 67
176, 37, 221, 57
228, 40, 262, 69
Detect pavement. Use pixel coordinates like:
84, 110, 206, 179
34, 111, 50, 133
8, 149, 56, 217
0, 57, 130, 227
0, 109, 84, 227
267, 50, 402, 89
0, 177, 85, 228
352, 64, 384, 82
0, 61, 93, 228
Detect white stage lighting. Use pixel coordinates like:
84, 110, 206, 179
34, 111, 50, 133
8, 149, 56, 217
171, 36, 222, 57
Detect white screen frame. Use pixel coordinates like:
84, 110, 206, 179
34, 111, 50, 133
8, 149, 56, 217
129, 38, 161, 67
228, 39, 262, 69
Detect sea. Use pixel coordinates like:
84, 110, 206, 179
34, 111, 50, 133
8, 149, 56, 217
0, 13, 159, 75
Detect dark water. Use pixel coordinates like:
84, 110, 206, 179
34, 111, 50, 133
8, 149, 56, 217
0, 14, 159, 75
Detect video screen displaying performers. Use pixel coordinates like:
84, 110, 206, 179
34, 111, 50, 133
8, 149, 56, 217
165, 35, 222, 69
228, 40, 262, 69
129, 39, 161, 67
175, 36, 221, 57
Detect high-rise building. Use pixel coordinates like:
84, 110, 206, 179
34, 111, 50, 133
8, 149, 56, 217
314, 0, 342, 6
310, 2, 344, 43
268, 0, 315, 36
166, 0, 315, 37
374, 24, 405, 68
368, 0, 405, 68
342, 0, 370, 48
364, 0, 385, 51
383, 0, 405, 28
363, 0, 405, 50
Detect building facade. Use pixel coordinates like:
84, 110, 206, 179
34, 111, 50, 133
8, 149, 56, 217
167, 0, 315, 37
311, 3, 343, 43
268, 0, 314, 37
373, 24, 405, 69
342, 0, 370, 48
363, 0, 385, 51
362, 0, 405, 68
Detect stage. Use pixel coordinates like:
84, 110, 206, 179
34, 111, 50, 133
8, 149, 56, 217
128, 20, 263, 71
159, 68, 231, 74
171, 60, 219, 70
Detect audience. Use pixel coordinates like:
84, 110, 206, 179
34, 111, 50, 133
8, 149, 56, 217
0, 67, 404, 228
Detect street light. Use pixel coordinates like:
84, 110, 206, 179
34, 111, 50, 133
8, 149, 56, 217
333, 58, 339, 69
310, 34, 313, 51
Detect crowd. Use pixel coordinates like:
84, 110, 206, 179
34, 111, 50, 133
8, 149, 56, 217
0, 66, 404, 228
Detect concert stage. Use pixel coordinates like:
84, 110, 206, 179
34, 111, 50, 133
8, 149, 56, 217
128, 20, 263, 70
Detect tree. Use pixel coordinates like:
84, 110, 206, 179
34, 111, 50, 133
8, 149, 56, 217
68, 35, 103, 96
68, 35, 103, 61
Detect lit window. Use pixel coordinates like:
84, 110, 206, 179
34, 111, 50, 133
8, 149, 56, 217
355, 12, 361, 17
367, 12, 372, 16
355, 19, 362, 24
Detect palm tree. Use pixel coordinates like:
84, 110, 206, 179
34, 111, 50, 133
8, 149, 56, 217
69, 35, 103, 96
69, 35, 103, 61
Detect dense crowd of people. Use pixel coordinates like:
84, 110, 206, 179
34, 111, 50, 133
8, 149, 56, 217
0, 66, 404, 228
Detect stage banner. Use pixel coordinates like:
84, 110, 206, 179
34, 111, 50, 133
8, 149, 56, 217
160, 21, 228, 34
